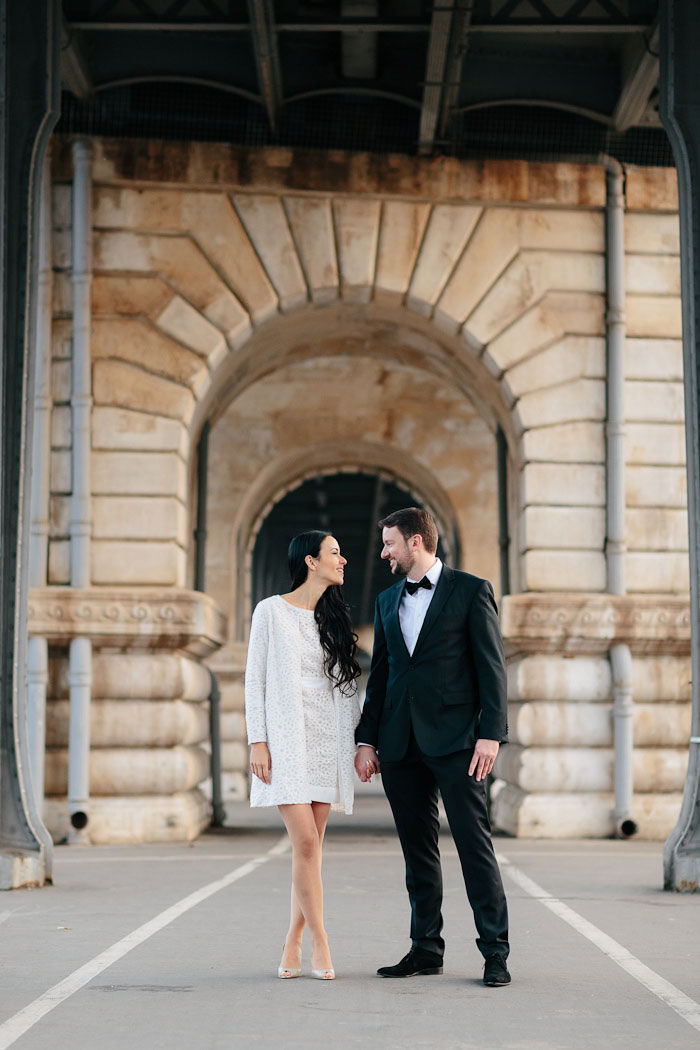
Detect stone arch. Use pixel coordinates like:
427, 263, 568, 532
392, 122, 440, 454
226, 440, 462, 642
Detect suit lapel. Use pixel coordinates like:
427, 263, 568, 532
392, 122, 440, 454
412, 565, 455, 656
384, 581, 410, 658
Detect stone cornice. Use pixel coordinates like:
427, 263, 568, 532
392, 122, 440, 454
501, 593, 691, 656
27, 587, 227, 657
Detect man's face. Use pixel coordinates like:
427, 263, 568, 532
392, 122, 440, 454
380, 526, 416, 576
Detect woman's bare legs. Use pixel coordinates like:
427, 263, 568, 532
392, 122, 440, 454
279, 802, 332, 976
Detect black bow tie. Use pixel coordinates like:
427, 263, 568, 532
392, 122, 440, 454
405, 577, 433, 596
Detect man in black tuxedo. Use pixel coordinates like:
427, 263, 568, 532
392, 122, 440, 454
355, 507, 510, 986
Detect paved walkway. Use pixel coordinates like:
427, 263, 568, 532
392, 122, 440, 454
0, 796, 699, 1050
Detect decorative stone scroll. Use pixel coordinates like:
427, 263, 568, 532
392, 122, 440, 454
27, 587, 227, 657
501, 592, 691, 657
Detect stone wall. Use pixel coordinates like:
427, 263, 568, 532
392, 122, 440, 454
42, 139, 690, 838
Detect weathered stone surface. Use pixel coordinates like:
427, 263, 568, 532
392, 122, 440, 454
233, 194, 307, 311
220, 741, 247, 772
625, 381, 685, 424
520, 208, 604, 251
435, 208, 519, 330
491, 784, 683, 839
626, 552, 690, 594
51, 320, 73, 359
52, 183, 71, 225
509, 701, 613, 746
467, 251, 604, 346
632, 656, 692, 701
626, 465, 687, 507
49, 496, 70, 537
92, 451, 186, 499
517, 378, 606, 429
283, 196, 339, 303
484, 292, 604, 373
625, 423, 686, 465
625, 167, 678, 212
520, 506, 606, 551
634, 701, 691, 745
626, 253, 681, 296
506, 336, 605, 398
184, 192, 277, 324
92, 407, 187, 455
50, 450, 71, 494
502, 593, 691, 656
522, 422, 604, 464
48, 541, 69, 585
155, 296, 228, 369
407, 204, 481, 315
495, 745, 688, 793
626, 295, 683, 338
626, 508, 689, 551
93, 186, 185, 229
92, 318, 205, 385
48, 650, 214, 700
374, 201, 430, 297
93, 359, 195, 423
220, 711, 245, 741
43, 789, 210, 845
91, 542, 186, 587
92, 274, 173, 319
508, 654, 611, 702
522, 551, 607, 591
51, 359, 71, 401
50, 405, 71, 449
625, 337, 683, 380
219, 677, 245, 712
333, 198, 381, 302
521, 463, 606, 506
45, 745, 209, 795
46, 699, 209, 748
93, 496, 187, 543
625, 212, 680, 254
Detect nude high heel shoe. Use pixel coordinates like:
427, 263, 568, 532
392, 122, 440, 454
311, 967, 335, 981
278, 944, 302, 979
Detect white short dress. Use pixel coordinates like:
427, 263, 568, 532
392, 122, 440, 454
245, 595, 361, 813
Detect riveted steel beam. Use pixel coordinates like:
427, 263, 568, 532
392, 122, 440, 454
246, 0, 283, 131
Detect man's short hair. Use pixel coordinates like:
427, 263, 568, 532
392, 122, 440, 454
379, 507, 439, 555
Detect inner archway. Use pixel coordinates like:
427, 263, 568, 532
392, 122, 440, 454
251, 471, 454, 628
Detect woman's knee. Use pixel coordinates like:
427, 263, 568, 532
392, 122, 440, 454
293, 829, 320, 861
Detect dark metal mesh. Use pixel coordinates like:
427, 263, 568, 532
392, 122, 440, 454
57, 82, 674, 167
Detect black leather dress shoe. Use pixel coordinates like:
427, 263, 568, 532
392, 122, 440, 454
483, 954, 511, 986
377, 948, 443, 978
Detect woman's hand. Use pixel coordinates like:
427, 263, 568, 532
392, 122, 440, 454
250, 741, 272, 784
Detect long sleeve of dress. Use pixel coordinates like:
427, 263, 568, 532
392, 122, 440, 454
245, 601, 269, 744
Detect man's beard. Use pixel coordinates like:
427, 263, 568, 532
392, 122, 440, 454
391, 552, 414, 576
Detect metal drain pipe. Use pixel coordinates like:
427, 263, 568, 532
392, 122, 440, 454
27, 154, 53, 805
67, 139, 93, 840
603, 155, 638, 838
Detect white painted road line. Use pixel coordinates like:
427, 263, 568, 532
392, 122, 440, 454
498, 853, 700, 1034
0, 835, 289, 1050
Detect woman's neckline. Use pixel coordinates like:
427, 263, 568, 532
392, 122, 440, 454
277, 594, 316, 613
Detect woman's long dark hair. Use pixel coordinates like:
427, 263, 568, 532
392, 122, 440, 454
288, 530, 361, 695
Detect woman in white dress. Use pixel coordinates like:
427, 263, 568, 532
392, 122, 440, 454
246, 531, 362, 981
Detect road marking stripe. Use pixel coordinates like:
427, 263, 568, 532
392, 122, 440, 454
0, 835, 289, 1050
498, 852, 700, 1033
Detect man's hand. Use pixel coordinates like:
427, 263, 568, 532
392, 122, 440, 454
468, 739, 499, 782
355, 744, 380, 782
250, 741, 272, 784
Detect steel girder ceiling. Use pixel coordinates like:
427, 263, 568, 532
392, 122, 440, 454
61, 1, 661, 153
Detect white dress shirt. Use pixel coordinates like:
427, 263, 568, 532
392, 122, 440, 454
357, 559, 442, 751
399, 558, 443, 655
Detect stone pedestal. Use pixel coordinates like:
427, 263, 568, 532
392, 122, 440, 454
28, 587, 226, 844
494, 593, 691, 838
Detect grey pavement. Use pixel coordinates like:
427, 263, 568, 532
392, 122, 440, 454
0, 795, 699, 1050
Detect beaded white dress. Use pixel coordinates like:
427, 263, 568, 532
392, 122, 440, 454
245, 595, 361, 813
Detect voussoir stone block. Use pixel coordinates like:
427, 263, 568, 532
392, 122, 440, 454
93, 359, 195, 423
375, 200, 430, 298
92, 318, 204, 386
517, 378, 606, 429
283, 196, 339, 304
407, 204, 481, 316
233, 194, 307, 312
333, 198, 381, 302
484, 292, 605, 374
506, 336, 605, 398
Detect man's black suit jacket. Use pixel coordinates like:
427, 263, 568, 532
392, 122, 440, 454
355, 566, 508, 760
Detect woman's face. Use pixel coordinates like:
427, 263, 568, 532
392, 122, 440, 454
310, 535, 347, 587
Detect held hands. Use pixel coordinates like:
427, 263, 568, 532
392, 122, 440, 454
355, 744, 380, 783
469, 738, 499, 782
250, 741, 272, 784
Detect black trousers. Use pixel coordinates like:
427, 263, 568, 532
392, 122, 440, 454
380, 729, 509, 960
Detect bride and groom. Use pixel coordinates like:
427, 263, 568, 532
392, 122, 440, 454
246, 507, 510, 986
